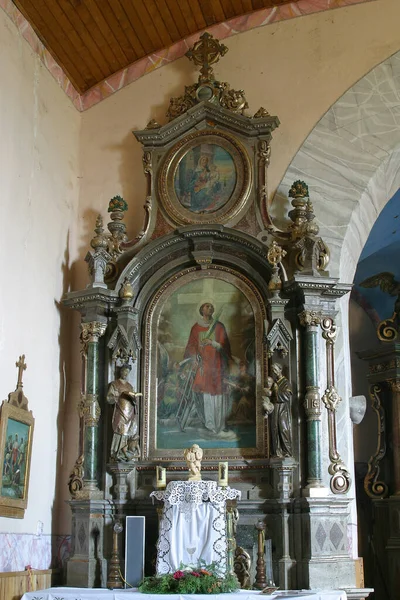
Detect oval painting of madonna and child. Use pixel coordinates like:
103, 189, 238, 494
155, 276, 257, 450
174, 143, 237, 214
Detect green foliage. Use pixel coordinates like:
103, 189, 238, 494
139, 563, 239, 594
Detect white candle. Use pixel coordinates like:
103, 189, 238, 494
218, 462, 228, 487
156, 466, 166, 488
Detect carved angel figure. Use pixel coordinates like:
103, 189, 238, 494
184, 444, 203, 481
359, 272, 400, 319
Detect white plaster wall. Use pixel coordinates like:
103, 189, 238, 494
78, 0, 400, 268
0, 9, 80, 537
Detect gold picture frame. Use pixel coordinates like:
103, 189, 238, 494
143, 266, 267, 461
0, 400, 34, 518
158, 130, 252, 226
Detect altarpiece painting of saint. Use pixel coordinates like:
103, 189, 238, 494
153, 274, 258, 451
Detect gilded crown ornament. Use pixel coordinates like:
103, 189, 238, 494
185, 32, 228, 83
166, 32, 250, 121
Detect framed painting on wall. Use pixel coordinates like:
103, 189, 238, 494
143, 267, 267, 460
158, 130, 251, 226
0, 400, 34, 518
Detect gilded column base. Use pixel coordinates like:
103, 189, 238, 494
75, 483, 103, 500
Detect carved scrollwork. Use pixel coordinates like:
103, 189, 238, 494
68, 455, 84, 497
234, 546, 251, 589
219, 83, 249, 114
377, 317, 398, 342
321, 317, 351, 494
364, 384, 389, 499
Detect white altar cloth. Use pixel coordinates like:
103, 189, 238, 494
150, 480, 241, 575
21, 588, 347, 600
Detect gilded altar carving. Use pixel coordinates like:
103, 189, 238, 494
80, 321, 107, 354
321, 317, 351, 494
167, 33, 249, 121
81, 393, 101, 427
303, 386, 321, 420
68, 454, 84, 497
298, 310, 322, 327
364, 384, 389, 498
360, 272, 400, 342
234, 546, 251, 589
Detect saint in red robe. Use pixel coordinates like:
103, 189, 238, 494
184, 320, 231, 395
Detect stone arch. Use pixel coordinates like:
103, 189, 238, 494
274, 50, 400, 281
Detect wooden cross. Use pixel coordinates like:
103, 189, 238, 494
16, 354, 27, 389
186, 32, 228, 82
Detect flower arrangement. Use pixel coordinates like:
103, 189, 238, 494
139, 562, 239, 594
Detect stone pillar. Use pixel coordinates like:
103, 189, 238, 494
67, 320, 108, 588
77, 321, 107, 498
299, 310, 326, 493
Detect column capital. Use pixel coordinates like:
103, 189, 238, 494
388, 379, 400, 393
298, 310, 322, 327
80, 321, 107, 349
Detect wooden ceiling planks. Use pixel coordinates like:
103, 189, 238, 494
12, 0, 299, 94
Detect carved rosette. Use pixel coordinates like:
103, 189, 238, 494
321, 384, 342, 412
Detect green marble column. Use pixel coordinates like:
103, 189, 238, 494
79, 321, 107, 497
300, 311, 323, 488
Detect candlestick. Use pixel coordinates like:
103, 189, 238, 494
218, 461, 229, 487
156, 466, 166, 489
254, 520, 267, 589
107, 520, 124, 589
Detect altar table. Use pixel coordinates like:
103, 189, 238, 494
21, 587, 347, 600
150, 480, 241, 575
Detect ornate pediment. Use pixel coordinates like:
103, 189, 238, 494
266, 318, 293, 358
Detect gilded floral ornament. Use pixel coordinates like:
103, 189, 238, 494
145, 119, 161, 130
289, 180, 309, 199
167, 85, 198, 121
253, 107, 270, 118
219, 83, 248, 114
108, 195, 128, 213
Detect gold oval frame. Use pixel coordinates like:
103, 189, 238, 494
158, 130, 252, 226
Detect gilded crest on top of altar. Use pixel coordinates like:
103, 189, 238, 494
133, 32, 279, 231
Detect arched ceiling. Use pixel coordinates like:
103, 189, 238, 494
274, 49, 400, 282
6, 0, 370, 111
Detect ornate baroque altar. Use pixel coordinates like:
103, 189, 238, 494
63, 33, 368, 597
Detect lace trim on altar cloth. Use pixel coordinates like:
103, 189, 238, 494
150, 480, 241, 507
